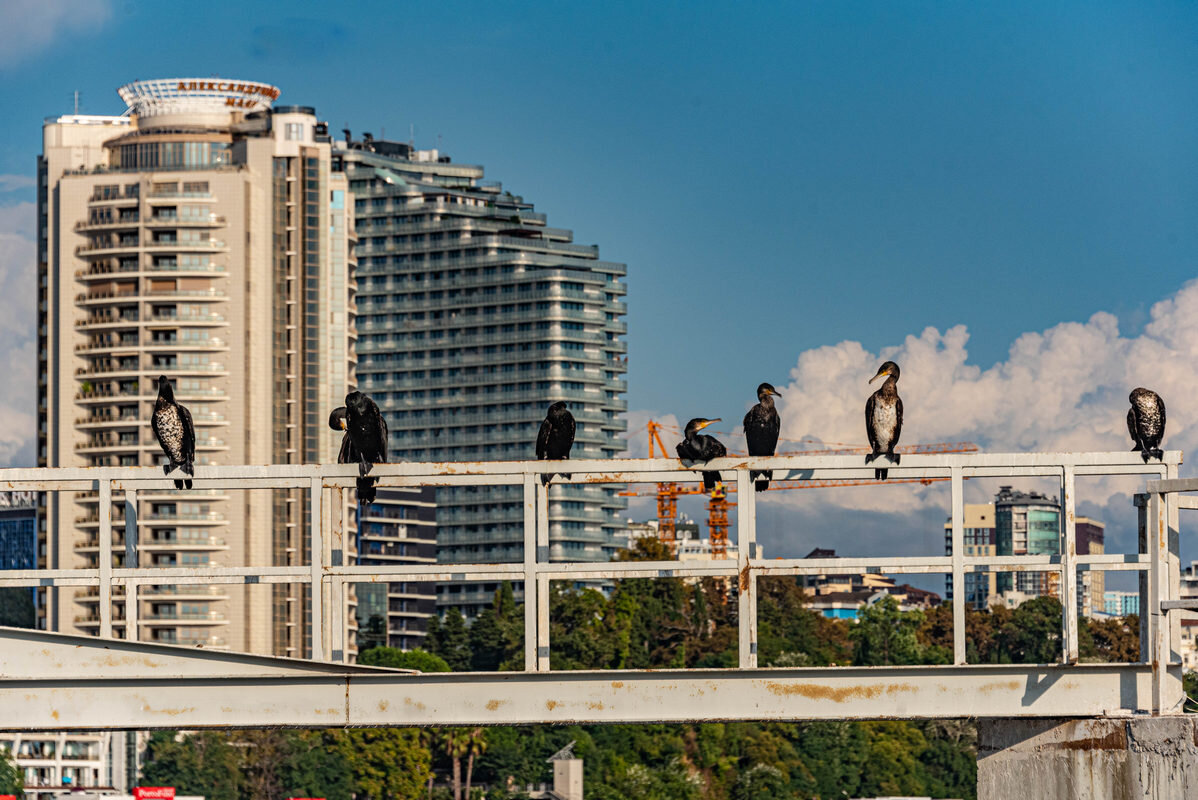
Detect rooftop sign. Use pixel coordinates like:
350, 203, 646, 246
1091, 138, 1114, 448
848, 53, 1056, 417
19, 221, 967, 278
118, 78, 281, 117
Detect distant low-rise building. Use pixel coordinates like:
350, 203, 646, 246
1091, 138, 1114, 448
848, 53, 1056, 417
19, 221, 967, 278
1103, 590, 1140, 617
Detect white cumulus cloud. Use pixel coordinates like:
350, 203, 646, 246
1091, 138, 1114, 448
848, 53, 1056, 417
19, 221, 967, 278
0, 0, 111, 67
0, 201, 37, 467
625, 279, 1198, 566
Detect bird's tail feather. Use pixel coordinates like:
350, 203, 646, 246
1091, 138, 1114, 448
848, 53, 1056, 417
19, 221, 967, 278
703, 471, 721, 492
752, 469, 773, 492
875, 468, 888, 481
174, 478, 185, 490
357, 476, 378, 506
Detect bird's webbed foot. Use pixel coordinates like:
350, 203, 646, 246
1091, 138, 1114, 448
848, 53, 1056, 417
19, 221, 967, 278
359, 460, 372, 477
162, 463, 172, 476
1152, 448, 1164, 462
864, 452, 877, 465
887, 451, 900, 466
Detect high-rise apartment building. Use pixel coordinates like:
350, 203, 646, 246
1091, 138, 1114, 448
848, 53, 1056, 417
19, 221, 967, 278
38, 79, 356, 656
944, 503, 997, 610
991, 486, 1103, 611
334, 134, 628, 619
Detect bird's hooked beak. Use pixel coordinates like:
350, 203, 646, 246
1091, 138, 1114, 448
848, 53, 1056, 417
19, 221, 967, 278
770, 387, 783, 397
699, 418, 721, 430
869, 367, 890, 384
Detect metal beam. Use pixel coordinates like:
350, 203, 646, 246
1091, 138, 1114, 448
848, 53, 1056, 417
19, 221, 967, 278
0, 662, 1172, 730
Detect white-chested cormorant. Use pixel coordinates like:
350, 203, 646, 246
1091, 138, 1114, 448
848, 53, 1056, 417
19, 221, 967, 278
744, 383, 783, 492
152, 375, 195, 490
865, 361, 903, 480
536, 401, 575, 486
1127, 388, 1166, 463
329, 406, 380, 506
342, 391, 388, 505
677, 418, 726, 492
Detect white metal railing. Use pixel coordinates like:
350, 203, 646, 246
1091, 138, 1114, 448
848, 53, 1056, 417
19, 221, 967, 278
0, 450, 1184, 715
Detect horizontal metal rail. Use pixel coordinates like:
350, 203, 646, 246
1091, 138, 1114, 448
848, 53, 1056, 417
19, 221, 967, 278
0, 450, 1185, 727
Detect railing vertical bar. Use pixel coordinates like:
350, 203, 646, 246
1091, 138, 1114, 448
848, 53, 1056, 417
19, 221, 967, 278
308, 476, 323, 661
330, 486, 344, 663
124, 487, 138, 642
736, 468, 757, 668
1148, 490, 1164, 713
98, 477, 112, 639
535, 478, 551, 672
950, 466, 965, 665
125, 579, 139, 642
521, 474, 537, 673
1061, 466, 1079, 664
1137, 493, 1149, 663
1164, 463, 1183, 712
123, 488, 137, 568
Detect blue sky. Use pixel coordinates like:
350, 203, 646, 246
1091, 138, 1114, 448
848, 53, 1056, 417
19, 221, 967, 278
2, 0, 1197, 572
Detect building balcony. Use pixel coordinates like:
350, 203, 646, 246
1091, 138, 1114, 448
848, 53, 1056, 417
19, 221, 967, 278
143, 239, 228, 253
142, 611, 227, 625
141, 586, 229, 601
144, 213, 225, 227
76, 313, 140, 331
142, 288, 226, 302
74, 413, 141, 429
147, 309, 227, 325
146, 190, 214, 202
140, 535, 229, 551
75, 216, 140, 232
75, 290, 139, 306
89, 189, 139, 204
75, 241, 140, 258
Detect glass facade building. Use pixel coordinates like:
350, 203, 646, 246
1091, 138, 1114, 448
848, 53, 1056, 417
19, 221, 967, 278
335, 136, 628, 619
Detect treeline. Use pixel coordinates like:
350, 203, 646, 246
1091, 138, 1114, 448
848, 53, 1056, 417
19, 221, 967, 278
142, 540, 1147, 800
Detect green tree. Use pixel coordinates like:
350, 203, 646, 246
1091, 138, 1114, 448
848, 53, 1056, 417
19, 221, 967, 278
280, 731, 353, 800
0, 743, 23, 798
140, 731, 243, 800
996, 596, 1063, 663
0, 588, 35, 628
850, 595, 925, 666
732, 763, 786, 800
339, 729, 430, 800
858, 721, 929, 798
756, 576, 850, 666
463, 728, 487, 799
359, 647, 451, 673
432, 608, 472, 671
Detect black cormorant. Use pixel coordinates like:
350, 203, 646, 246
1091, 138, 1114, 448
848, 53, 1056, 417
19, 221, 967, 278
744, 383, 783, 491
865, 361, 903, 480
329, 406, 379, 505
1127, 388, 1166, 463
676, 418, 727, 492
151, 375, 195, 490
342, 391, 388, 505
535, 401, 576, 486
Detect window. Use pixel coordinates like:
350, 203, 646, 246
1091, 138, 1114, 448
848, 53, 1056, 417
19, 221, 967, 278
285, 122, 306, 141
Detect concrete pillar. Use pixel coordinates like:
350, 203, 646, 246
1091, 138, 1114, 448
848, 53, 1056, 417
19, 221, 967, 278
552, 758, 583, 800
978, 717, 1198, 800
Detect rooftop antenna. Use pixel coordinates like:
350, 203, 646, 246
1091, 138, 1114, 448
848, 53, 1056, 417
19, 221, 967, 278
409, 123, 414, 148
73, 91, 80, 115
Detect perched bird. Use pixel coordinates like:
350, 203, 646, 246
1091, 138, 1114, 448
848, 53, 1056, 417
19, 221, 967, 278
865, 361, 903, 480
535, 401, 576, 486
329, 406, 379, 505
151, 375, 195, 490
743, 383, 783, 492
1127, 388, 1166, 463
676, 418, 727, 492
341, 391, 388, 506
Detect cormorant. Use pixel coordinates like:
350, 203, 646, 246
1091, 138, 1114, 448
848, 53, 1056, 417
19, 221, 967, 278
535, 401, 575, 486
151, 375, 195, 490
676, 418, 727, 492
329, 406, 379, 505
744, 383, 783, 492
865, 361, 903, 480
342, 391, 388, 505
1127, 388, 1166, 463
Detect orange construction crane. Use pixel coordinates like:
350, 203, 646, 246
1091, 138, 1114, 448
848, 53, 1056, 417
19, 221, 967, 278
622, 420, 979, 558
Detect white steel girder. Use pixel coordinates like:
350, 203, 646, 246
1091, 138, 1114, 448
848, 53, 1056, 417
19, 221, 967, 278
0, 625, 1174, 729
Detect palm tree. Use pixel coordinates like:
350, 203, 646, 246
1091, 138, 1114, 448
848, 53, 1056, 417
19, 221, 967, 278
464, 727, 488, 798
442, 728, 470, 800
